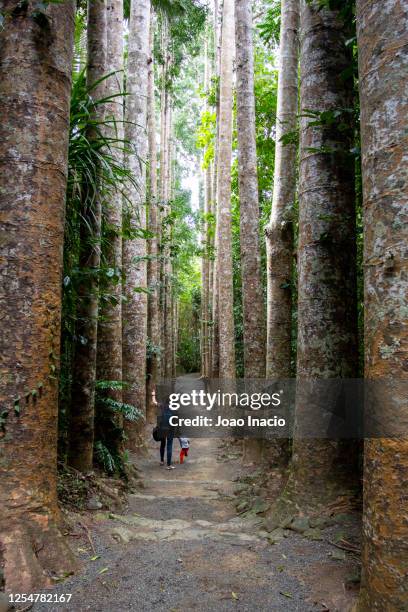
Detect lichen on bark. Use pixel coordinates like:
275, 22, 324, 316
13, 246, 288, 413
357, 1, 408, 609
290, 0, 358, 507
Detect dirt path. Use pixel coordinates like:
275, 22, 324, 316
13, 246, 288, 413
34, 375, 360, 611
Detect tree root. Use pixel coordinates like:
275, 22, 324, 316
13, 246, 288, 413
1, 516, 78, 593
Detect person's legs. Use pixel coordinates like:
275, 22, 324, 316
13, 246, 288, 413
184, 448, 189, 457
167, 436, 174, 466
160, 438, 166, 464
180, 449, 184, 464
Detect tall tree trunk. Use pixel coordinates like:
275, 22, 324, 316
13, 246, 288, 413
235, 0, 265, 378
207, 160, 215, 375
356, 2, 408, 609
235, 0, 265, 464
210, 144, 220, 380
122, 0, 150, 433
265, 0, 299, 379
203, 164, 213, 377
211, 214, 220, 378
69, 0, 107, 472
146, 11, 160, 420
201, 38, 211, 378
172, 298, 178, 377
216, 0, 236, 379
291, 0, 358, 507
210, 0, 222, 379
159, 29, 169, 377
162, 101, 173, 380
96, 0, 124, 451
0, 0, 77, 590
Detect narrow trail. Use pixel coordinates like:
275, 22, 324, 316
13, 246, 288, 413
35, 375, 359, 611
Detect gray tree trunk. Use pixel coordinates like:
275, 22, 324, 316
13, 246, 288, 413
146, 11, 160, 420
122, 0, 150, 433
96, 0, 124, 448
291, 0, 358, 507
265, 0, 299, 379
356, 1, 408, 609
69, 0, 107, 472
235, 0, 265, 379
216, 0, 236, 379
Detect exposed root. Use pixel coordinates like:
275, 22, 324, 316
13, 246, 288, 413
1, 517, 78, 593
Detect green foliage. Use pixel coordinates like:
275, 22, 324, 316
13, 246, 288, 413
154, 0, 207, 89
95, 380, 129, 391
73, 9, 87, 71
258, 1, 281, 46
94, 440, 119, 474
253, 44, 279, 226
168, 0, 207, 58
94, 380, 143, 475
97, 397, 143, 423
59, 69, 137, 460
173, 52, 205, 157
206, 76, 219, 108
196, 110, 216, 169
169, 185, 201, 373
178, 284, 201, 373
168, 188, 201, 273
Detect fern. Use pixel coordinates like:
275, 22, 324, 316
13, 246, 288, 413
94, 440, 117, 473
97, 397, 144, 422
95, 379, 129, 391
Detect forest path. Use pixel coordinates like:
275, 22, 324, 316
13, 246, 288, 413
34, 375, 358, 611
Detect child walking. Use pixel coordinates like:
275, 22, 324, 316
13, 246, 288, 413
179, 437, 190, 464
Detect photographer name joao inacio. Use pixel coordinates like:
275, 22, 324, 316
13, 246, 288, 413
168, 414, 286, 428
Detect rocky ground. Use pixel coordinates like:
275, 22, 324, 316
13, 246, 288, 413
25, 375, 361, 612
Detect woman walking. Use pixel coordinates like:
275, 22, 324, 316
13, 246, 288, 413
153, 390, 176, 469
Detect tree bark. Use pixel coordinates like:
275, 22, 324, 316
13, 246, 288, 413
291, 0, 358, 506
146, 11, 160, 420
265, 0, 299, 379
356, 1, 408, 609
172, 297, 178, 377
96, 0, 124, 450
210, 122, 220, 380
210, 0, 222, 379
216, 0, 236, 379
159, 27, 169, 377
235, 0, 265, 379
162, 100, 173, 380
201, 38, 211, 378
69, 0, 107, 472
211, 216, 220, 378
122, 0, 150, 432
235, 0, 265, 463
0, 0, 77, 590
208, 160, 215, 374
